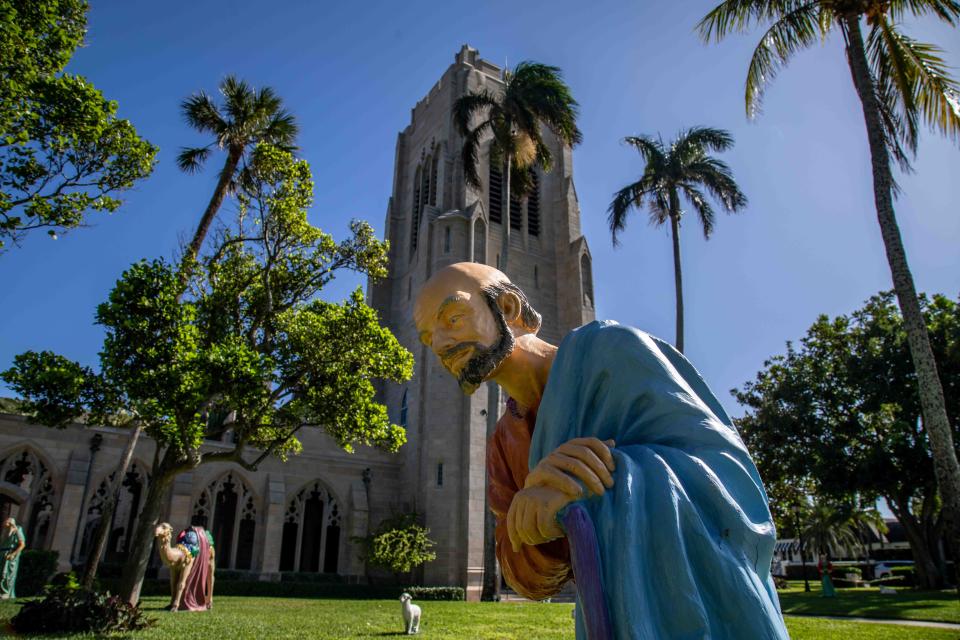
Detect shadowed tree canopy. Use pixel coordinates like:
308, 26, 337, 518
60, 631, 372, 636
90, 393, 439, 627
734, 291, 960, 588
607, 126, 747, 353
0, 0, 157, 252
2, 144, 413, 602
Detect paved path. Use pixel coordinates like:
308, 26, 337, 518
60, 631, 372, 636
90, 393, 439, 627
784, 614, 960, 630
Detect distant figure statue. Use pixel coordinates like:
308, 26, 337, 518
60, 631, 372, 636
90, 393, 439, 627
818, 555, 836, 598
0, 517, 25, 599
414, 263, 789, 639
154, 523, 215, 611
400, 592, 421, 634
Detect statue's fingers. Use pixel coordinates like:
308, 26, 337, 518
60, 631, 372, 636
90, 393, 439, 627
536, 503, 562, 541
520, 498, 540, 546
564, 437, 616, 473
525, 464, 583, 498
558, 443, 614, 488
547, 452, 606, 495
507, 498, 521, 553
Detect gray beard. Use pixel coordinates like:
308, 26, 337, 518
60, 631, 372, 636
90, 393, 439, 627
441, 304, 515, 395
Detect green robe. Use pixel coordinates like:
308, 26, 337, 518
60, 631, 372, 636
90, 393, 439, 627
0, 525, 25, 599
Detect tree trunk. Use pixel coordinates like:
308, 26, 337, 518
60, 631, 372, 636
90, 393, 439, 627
82, 424, 143, 589
184, 146, 243, 268
842, 13, 960, 593
500, 156, 511, 274
891, 496, 942, 589
119, 456, 174, 604
669, 199, 684, 354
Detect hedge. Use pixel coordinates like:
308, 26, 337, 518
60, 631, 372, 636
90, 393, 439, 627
16, 549, 59, 597
97, 578, 464, 600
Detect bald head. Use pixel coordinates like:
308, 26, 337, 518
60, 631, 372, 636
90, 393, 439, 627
414, 263, 541, 394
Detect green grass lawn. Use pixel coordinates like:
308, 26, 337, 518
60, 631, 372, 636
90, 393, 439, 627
0, 596, 957, 639
778, 581, 960, 624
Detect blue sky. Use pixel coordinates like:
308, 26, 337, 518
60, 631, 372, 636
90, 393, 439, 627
1, 0, 957, 422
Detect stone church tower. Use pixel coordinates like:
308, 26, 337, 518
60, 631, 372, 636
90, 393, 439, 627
369, 45, 595, 599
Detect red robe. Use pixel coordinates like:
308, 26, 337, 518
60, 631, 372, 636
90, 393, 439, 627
486, 398, 572, 600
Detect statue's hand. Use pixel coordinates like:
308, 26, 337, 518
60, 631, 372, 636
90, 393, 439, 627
506, 485, 570, 552
524, 437, 616, 497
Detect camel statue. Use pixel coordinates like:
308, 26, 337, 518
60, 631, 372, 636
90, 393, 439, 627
154, 523, 215, 611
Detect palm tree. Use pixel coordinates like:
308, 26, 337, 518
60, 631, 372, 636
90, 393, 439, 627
177, 75, 299, 265
697, 0, 960, 592
803, 502, 862, 559
607, 127, 747, 353
452, 61, 582, 274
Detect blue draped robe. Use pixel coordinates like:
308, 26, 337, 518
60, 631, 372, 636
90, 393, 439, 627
529, 321, 789, 639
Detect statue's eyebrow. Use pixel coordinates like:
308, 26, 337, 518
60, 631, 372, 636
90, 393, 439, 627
436, 294, 467, 320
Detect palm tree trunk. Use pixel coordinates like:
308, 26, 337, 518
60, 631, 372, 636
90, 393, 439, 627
842, 13, 960, 593
184, 145, 243, 267
501, 156, 511, 274
669, 200, 685, 354
81, 424, 143, 589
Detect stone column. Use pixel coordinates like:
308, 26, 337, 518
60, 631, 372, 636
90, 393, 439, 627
258, 474, 285, 581
346, 478, 370, 578
49, 449, 90, 571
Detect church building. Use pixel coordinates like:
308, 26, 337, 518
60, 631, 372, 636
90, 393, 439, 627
0, 45, 595, 601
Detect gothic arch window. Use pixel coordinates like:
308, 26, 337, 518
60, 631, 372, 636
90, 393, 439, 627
0, 448, 56, 549
278, 481, 342, 574
443, 226, 451, 254
192, 472, 257, 570
534, 265, 539, 289
79, 462, 149, 563
473, 218, 486, 264
509, 188, 522, 231
429, 153, 439, 206
488, 156, 502, 225
421, 155, 432, 215
527, 171, 540, 237
581, 253, 594, 308
399, 389, 408, 429
410, 165, 422, 256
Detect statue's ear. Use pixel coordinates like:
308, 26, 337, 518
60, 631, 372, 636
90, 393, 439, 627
496, 290, 523, 326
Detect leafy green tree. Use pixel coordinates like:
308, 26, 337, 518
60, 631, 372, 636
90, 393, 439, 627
802, 501, 863, 559
2, 144, 413, 603
452, 61, 581, 273
699, 0, 960, 585
0, 0, 157, 252
353, 513, 437, 583
735, 292, 960, 588
607, 127, 746, 354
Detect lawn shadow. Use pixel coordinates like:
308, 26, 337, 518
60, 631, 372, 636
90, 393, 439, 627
374, 632, 409, 637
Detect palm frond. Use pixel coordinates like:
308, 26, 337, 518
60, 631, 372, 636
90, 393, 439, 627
181, 92, 225, 134
607, 181, 646, 246
685, 158, 748, 211
867, 19, 919, 167
176, 146, 213, 174
887, 0, 960, 24
680, 184, 716, 238
872, 19, 960, 144
452, 90, 500, 137
742, 2, 827, 118
697, 0, 804, 43
624, 135, 666, 168
508, 61, 583, 146
221, 75, 256, 125
260, 110, 300, 147
673, 126, 736, 161
460, 119, 492, 189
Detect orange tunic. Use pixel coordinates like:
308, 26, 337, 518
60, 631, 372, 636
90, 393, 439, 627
486, 398, 572, 600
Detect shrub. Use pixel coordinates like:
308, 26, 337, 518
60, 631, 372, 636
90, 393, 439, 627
11, 586, 154, 634
402, 586, 465, 601
842, 567, 862, 577
15, 549, 59, 597
353, 512, 437, 578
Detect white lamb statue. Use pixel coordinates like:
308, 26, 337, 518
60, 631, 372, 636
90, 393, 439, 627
400, 592, 421, 634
